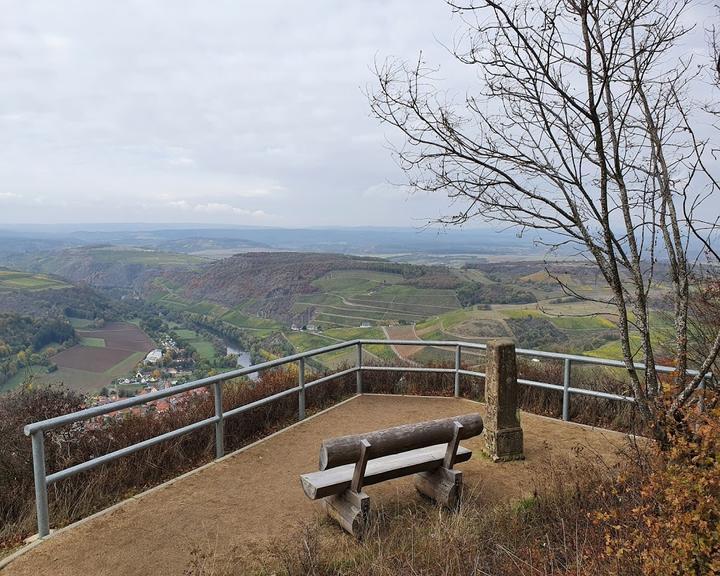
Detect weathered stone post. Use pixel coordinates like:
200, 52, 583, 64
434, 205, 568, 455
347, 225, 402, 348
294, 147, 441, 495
484, 339, 524, 461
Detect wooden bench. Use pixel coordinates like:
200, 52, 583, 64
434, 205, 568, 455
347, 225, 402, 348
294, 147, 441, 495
300, 413, 484, 537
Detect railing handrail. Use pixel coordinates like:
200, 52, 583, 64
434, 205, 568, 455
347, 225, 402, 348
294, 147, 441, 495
23, 337, 713, 538
23, 339, 358, 435
25, 338, 709, 435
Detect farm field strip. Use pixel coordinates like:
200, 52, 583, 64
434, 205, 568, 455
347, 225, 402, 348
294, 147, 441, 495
339, 299, 452, 316
0, 269, 70, 291
382, 326, 424, 363
330, 293, 458, 312
346, 296, 459, 310
302, 307, 426, 326
313, 311, 403, 323
303, 304, 425, 321
284, 330, 385, 368
296, 298, 428, 317
34, 351, 148, 394
79, 337, 106, 348
36, 323, 157, 394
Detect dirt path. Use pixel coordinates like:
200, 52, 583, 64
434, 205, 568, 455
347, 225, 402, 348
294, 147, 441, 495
382, 326, 423, 364
2, 395, 632, 576
329, 293, 455, 314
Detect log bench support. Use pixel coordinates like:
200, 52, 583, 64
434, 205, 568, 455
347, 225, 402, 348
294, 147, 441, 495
413, 421, 463, 508
323, 490, 370, 538
323, 439, 372, 538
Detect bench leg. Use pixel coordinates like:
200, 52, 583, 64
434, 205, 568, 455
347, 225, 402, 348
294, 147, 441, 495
414, 468, 463, 509
323, 490, 370, 539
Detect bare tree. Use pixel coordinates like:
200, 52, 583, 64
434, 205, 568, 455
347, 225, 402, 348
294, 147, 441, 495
688, 278, 720, 400
370, 0, 720, 431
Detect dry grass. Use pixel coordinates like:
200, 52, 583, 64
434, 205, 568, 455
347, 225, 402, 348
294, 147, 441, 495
184, 397, 720, 576
186, 448, 641, 575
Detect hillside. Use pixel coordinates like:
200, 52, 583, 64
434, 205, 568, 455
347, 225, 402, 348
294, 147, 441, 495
156, 252, 463, 322
0, 269, 113, 320
5, 246, 208, 290
0, 249, 659, 371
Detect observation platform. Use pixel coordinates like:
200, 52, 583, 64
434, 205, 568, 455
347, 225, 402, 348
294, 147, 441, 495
1, 394, 632, 576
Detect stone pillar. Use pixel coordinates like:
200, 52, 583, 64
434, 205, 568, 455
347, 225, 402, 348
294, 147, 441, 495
484, 339, 524, 461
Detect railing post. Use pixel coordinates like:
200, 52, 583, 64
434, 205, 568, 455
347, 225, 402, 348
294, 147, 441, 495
31, 430, 50, 537
454, 344, 461, 397
562, 358, 571, 421
356, 343, 363, 394
213, 381, 224, 459
298, 357, 306, 421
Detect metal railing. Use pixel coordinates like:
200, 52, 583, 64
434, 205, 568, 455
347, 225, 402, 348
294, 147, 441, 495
23, 338, 710, 538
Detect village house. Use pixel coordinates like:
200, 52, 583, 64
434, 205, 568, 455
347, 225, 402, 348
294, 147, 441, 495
144, 349, 163, 364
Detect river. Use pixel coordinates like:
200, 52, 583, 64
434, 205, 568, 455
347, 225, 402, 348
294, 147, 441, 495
226, 343, 259, 381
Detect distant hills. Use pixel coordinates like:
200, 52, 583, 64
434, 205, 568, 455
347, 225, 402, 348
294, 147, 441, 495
0, 224, 542, 259
3, 246, 207, 290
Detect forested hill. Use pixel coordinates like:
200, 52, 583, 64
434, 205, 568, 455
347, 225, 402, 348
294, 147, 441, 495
168, 252, 460, 315
4, 245, 207, 290
0, 269, 113, 320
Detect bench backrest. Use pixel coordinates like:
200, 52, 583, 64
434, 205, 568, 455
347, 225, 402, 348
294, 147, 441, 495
319, 413, 483, 470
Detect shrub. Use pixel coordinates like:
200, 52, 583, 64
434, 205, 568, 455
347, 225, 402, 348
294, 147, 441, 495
599, 403, 720, 575
0, 369, 355, 548
362, 358, 643, 434
0, 385, 85, 546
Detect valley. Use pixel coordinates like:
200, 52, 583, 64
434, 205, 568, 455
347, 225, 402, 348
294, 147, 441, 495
0, 228, 677, 397
0, 233, 665, 399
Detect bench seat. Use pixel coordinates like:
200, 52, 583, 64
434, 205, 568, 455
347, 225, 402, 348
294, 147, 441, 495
301, 443, 472, 500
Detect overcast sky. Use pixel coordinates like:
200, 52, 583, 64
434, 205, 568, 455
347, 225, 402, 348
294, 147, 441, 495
0, 1, 717, 228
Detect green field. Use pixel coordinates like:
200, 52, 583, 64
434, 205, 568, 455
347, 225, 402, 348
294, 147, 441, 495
220, 308, 281, 334
299, 271, 460, 329
79, 337, 106, 348
0, 269, 69, 291
285, 331, 337, 352
33, 351, 147, 393
174, 329, 217, 361
284, 325, 395, 368
3, 365, 48, 392
53, 247, 207, 266
549, 315, 614, 330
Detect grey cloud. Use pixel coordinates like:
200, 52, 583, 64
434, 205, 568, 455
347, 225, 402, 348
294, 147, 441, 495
0, 1, 717, 226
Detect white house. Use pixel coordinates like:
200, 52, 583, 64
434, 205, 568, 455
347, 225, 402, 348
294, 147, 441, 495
144, 349, 163, 364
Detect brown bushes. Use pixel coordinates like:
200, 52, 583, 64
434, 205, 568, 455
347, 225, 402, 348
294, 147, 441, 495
362, 359, 643, 433
597, 403, 720, 575
0, 369, 355, 548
